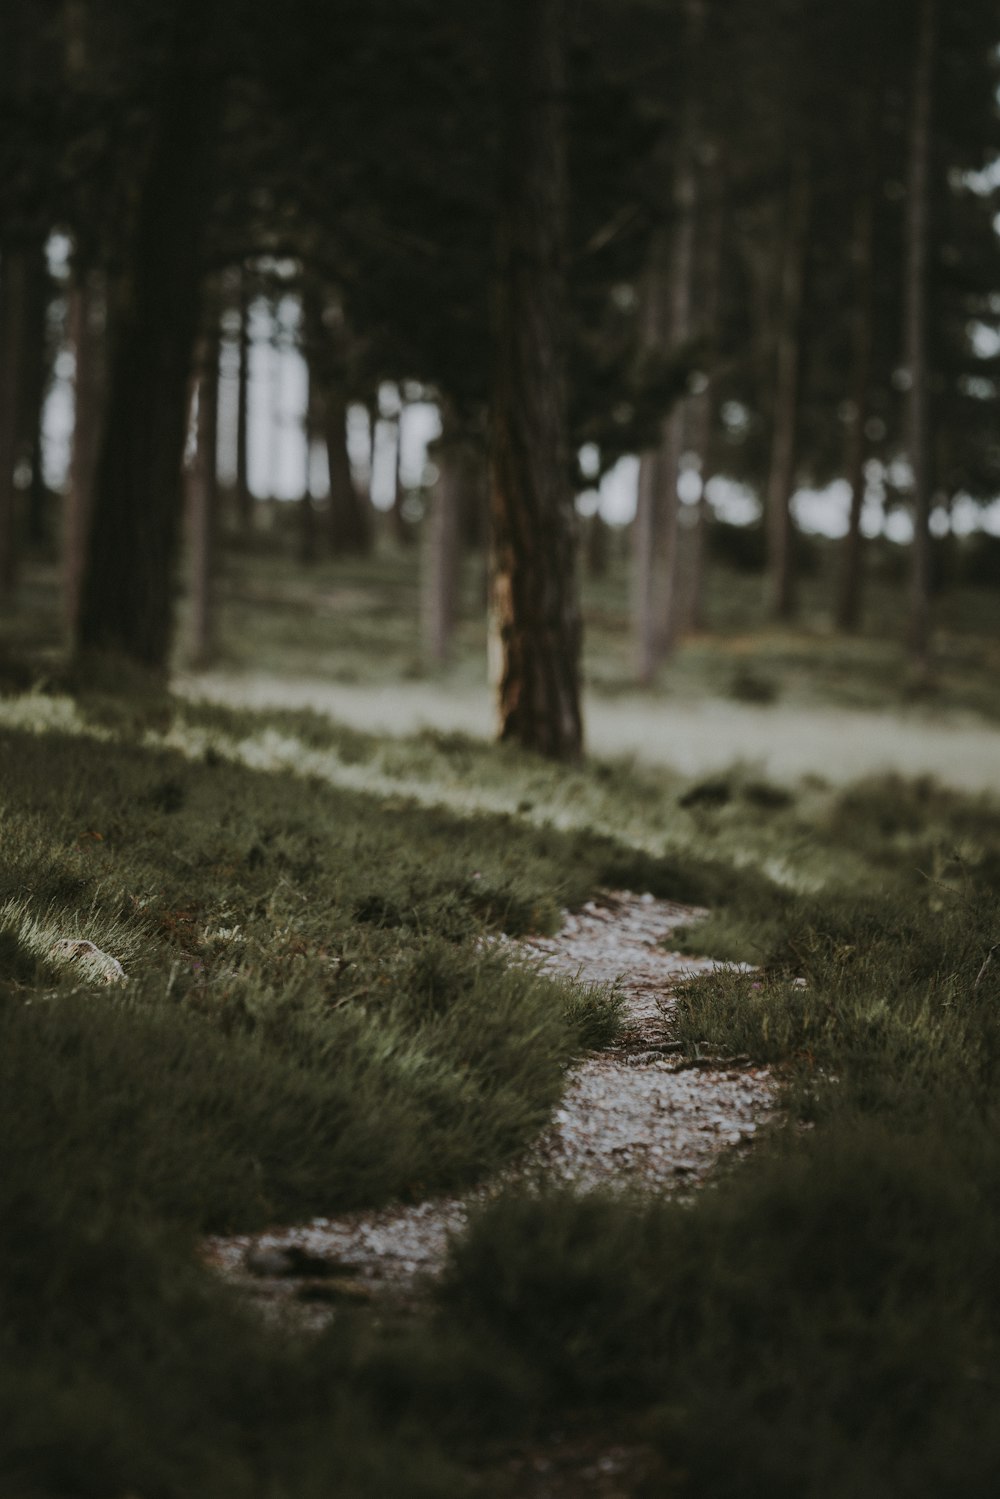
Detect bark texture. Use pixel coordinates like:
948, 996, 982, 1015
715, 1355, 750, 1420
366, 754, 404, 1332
905, 0, 935, 665
489, 0, 582, 759
75, 3, 220, 669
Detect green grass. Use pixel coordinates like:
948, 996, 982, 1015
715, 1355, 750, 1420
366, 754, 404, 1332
2, 553, 1000, 1496
5, 518, 1000, 720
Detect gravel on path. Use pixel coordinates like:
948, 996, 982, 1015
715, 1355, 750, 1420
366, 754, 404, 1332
203, 893, 775, 1314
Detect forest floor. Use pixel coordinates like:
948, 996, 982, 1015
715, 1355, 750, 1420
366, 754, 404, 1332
179, 667, 1000, 790
3, 542, 1000, 1495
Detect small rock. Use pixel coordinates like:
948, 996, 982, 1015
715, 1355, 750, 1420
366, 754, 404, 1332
49, 938, 126, 986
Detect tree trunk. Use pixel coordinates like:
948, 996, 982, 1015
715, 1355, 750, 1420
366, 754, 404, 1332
65, 267, 109, 635
631, 0, 704, 676
586, 511, 609, 578
489, 0, 582, 759
389, 405, 413, 546
75, 3, 221, 670
905, 0, 935, 667
765, 153, 810, 620
422, 427, 462, 668
187, 294, 220, 667
324, 384, 372, 555
835, 178, 876, 633
20, 248, 51, 551
0, 245, 34, 595
235, 263, 253, 532
298, 350, 319, 565
682, 166, 726, 633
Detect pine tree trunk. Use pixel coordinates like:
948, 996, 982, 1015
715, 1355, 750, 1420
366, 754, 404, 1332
422, 427, 462, 667
905, 0, 935, 667
389, 407, 413, 546
632, 0, 704, 674
298, 352, 318, 565
836, 180, 876, 633
586, 511, 609, 578
20, 247, 50, 551
632, 421, 664, 685
187, 296, 220, 667
324, 383, 371, 555
765, 153, 810, 620
65, 267, 109, 635
75, 4, 220, 670
0, 245, 33, 595
235, 264, 253, 533
682, 168, 726, 633
490, 0, 582, 759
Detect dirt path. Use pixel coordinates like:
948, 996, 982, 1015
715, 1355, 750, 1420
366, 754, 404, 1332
204, 893, 774, 1316
178, 672, 1000, 792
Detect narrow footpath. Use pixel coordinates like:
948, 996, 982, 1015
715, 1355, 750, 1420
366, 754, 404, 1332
204, 893, 775, 1316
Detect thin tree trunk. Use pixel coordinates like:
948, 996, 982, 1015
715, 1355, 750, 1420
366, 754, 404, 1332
632, 0, 704, 674
65, 267, 109, 635
632, 418, 664, 684
905, 0, 935, 666
389, 403, 413, 546
75, 3, 220, 670
586, 511, 609, 578
422, 426, 462, 667
324, 384, 371, 555
20, 249, 50, 551
836, 178, 876, 633
0, 246, 33, 595
298, 347, 318, 564
187, 295, 220, 667
235, 263, 252, 532
490, 0, 582, 759
765, 152, 810, 620
682, 166, 726, 633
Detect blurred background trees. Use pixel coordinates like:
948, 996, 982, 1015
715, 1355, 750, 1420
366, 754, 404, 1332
0, 0, 997, 752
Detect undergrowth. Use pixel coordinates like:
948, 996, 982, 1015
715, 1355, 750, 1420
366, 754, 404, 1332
3, 685, 1000, 1496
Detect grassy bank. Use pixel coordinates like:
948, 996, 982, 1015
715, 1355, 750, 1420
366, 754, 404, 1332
2, 682, 1000, 1495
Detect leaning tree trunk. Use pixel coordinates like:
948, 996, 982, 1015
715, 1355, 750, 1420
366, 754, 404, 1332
65, 266, 109, 635
765, 153, 810, 620
186, 291, 220, 667
836, 176, 876, 633
75, 3, 220, 670
904, 0, 935, 667
489, 0, 582, 759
